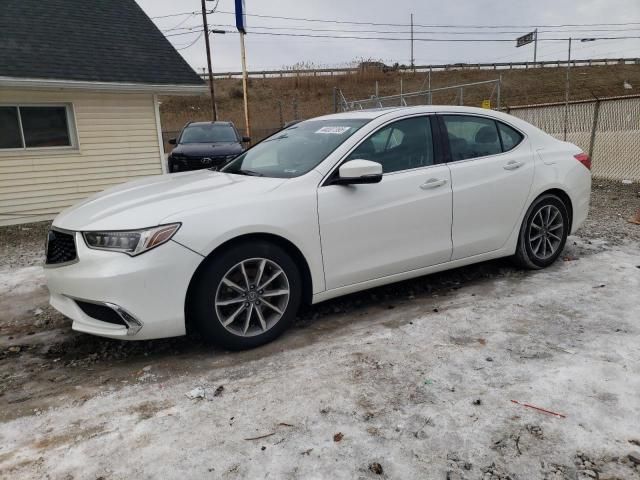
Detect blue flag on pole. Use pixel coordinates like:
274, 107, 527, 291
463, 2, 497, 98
235, 0, 247, 33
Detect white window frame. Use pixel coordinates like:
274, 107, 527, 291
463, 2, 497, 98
0, 103, 79, 152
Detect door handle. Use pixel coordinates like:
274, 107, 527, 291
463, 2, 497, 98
420, 178, 448, 190
503, 160, 524, 171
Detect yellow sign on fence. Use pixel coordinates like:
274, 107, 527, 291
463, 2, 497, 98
481, 99, 491, 109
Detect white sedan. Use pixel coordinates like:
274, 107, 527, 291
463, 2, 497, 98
45, 106, 591, 349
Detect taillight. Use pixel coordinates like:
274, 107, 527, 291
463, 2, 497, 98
574, 152, 591, 170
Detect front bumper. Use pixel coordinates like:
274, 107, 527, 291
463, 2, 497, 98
45, 233, 203, 340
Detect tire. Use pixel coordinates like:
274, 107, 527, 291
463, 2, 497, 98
512, 194, 570, 269
190, 241, 302, 350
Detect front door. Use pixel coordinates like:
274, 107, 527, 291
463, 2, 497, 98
317, 115, 453, 290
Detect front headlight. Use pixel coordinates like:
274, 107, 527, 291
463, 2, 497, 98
82, 223, 181, 256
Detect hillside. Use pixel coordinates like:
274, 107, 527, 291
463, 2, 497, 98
160, 62, 640, 139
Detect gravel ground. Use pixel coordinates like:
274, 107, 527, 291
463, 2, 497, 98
577, 180, 640, 245
0, 180, 639, 479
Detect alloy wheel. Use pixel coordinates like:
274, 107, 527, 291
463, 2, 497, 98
528, 204, 564, 260
214, 258, 290, 337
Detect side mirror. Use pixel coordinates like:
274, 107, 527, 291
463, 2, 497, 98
331, 159, 383, 185
168, 138, 177, 145
241, 136, 251, 143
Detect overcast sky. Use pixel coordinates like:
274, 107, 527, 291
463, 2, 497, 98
136, 0, 640, 73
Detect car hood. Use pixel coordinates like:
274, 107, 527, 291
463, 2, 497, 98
170, 142, 243, 157
53, 171, 287, 231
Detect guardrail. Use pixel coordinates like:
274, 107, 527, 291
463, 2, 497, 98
205, 58, 640, 79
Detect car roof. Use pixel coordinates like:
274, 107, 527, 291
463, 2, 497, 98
312, 105, 507, 121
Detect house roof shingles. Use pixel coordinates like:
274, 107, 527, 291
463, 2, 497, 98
0, 0, 204, 86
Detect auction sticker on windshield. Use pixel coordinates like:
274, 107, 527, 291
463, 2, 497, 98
315, 126, 352, 135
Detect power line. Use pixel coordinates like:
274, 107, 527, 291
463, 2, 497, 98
152, 8, 640, 29
213, 10, 640, 29
164, 27, 640, 45
198, 23, 640, 36
151, 11, 198, 20
233, 31, 640, 43
164, 12, 197, 31
175, 31, 203, 50
164, 30, 202, 38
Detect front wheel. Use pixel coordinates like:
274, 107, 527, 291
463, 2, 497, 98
190, 241, 302, 350
513, 194, 570, 269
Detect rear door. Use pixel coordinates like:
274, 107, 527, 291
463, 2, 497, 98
439, 114, 534, 260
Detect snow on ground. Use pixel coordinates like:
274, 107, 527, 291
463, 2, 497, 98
1, 240, 639, 479
0, 265, 44, 298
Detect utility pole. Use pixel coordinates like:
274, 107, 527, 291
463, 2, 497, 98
410, 13, 415, 69
201, 0, 217, 121
533, 28, 538, 63
239, 31, 251, 139
564, 37, 572, 141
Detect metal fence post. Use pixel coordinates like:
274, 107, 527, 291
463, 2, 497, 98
588, 99, 601, 160
278, 100, 284, 127
293, 98, 298, 120
459, 87, 464, 106
497, 75, 502, 110
428, 67, 432, 105
332, 87, 338, 113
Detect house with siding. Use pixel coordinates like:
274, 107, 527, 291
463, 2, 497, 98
0, 0, 206, 226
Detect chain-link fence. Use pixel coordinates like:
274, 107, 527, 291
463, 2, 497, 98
338, 79, 501, 111
508, 95, 640, 181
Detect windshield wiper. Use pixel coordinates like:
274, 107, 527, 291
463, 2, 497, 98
237, 169, 264, 177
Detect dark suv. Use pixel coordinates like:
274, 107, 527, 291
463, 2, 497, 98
168, 121, 249, 172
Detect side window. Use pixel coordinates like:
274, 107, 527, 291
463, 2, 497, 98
443, 115, 501, 161
497, 122, 523, 152
347, 117, 434, 173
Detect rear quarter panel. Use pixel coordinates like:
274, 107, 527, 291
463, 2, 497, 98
530, 137, 591, 233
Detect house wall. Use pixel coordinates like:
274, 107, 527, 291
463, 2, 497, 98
0, 89, 164, 226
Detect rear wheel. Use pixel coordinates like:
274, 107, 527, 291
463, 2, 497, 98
513, 194, 569, 269
190, 241, 302, 350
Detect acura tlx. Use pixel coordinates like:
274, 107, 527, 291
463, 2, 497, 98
44, 106, 591, 350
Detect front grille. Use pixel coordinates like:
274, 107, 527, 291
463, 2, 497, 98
182, 156, 229, 169
45, 229, 77, 265
75, 300, 127, 327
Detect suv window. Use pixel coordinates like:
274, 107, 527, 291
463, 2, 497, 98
347, 116, 434, 173
498, 122, 524, 151
442, 115, 502, 161
180, 124, 238, 144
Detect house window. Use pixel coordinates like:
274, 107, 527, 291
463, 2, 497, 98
0, 105, 75, 150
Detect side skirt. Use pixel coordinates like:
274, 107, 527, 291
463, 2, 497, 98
311, 247, 513, 305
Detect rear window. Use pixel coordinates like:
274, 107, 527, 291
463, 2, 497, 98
442, 115, 524, 161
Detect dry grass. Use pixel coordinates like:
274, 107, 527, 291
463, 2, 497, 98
160, 63, 640, 140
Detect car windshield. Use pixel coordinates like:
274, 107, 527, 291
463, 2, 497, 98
221, 119, 369, 178
180, 124, 238, 143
